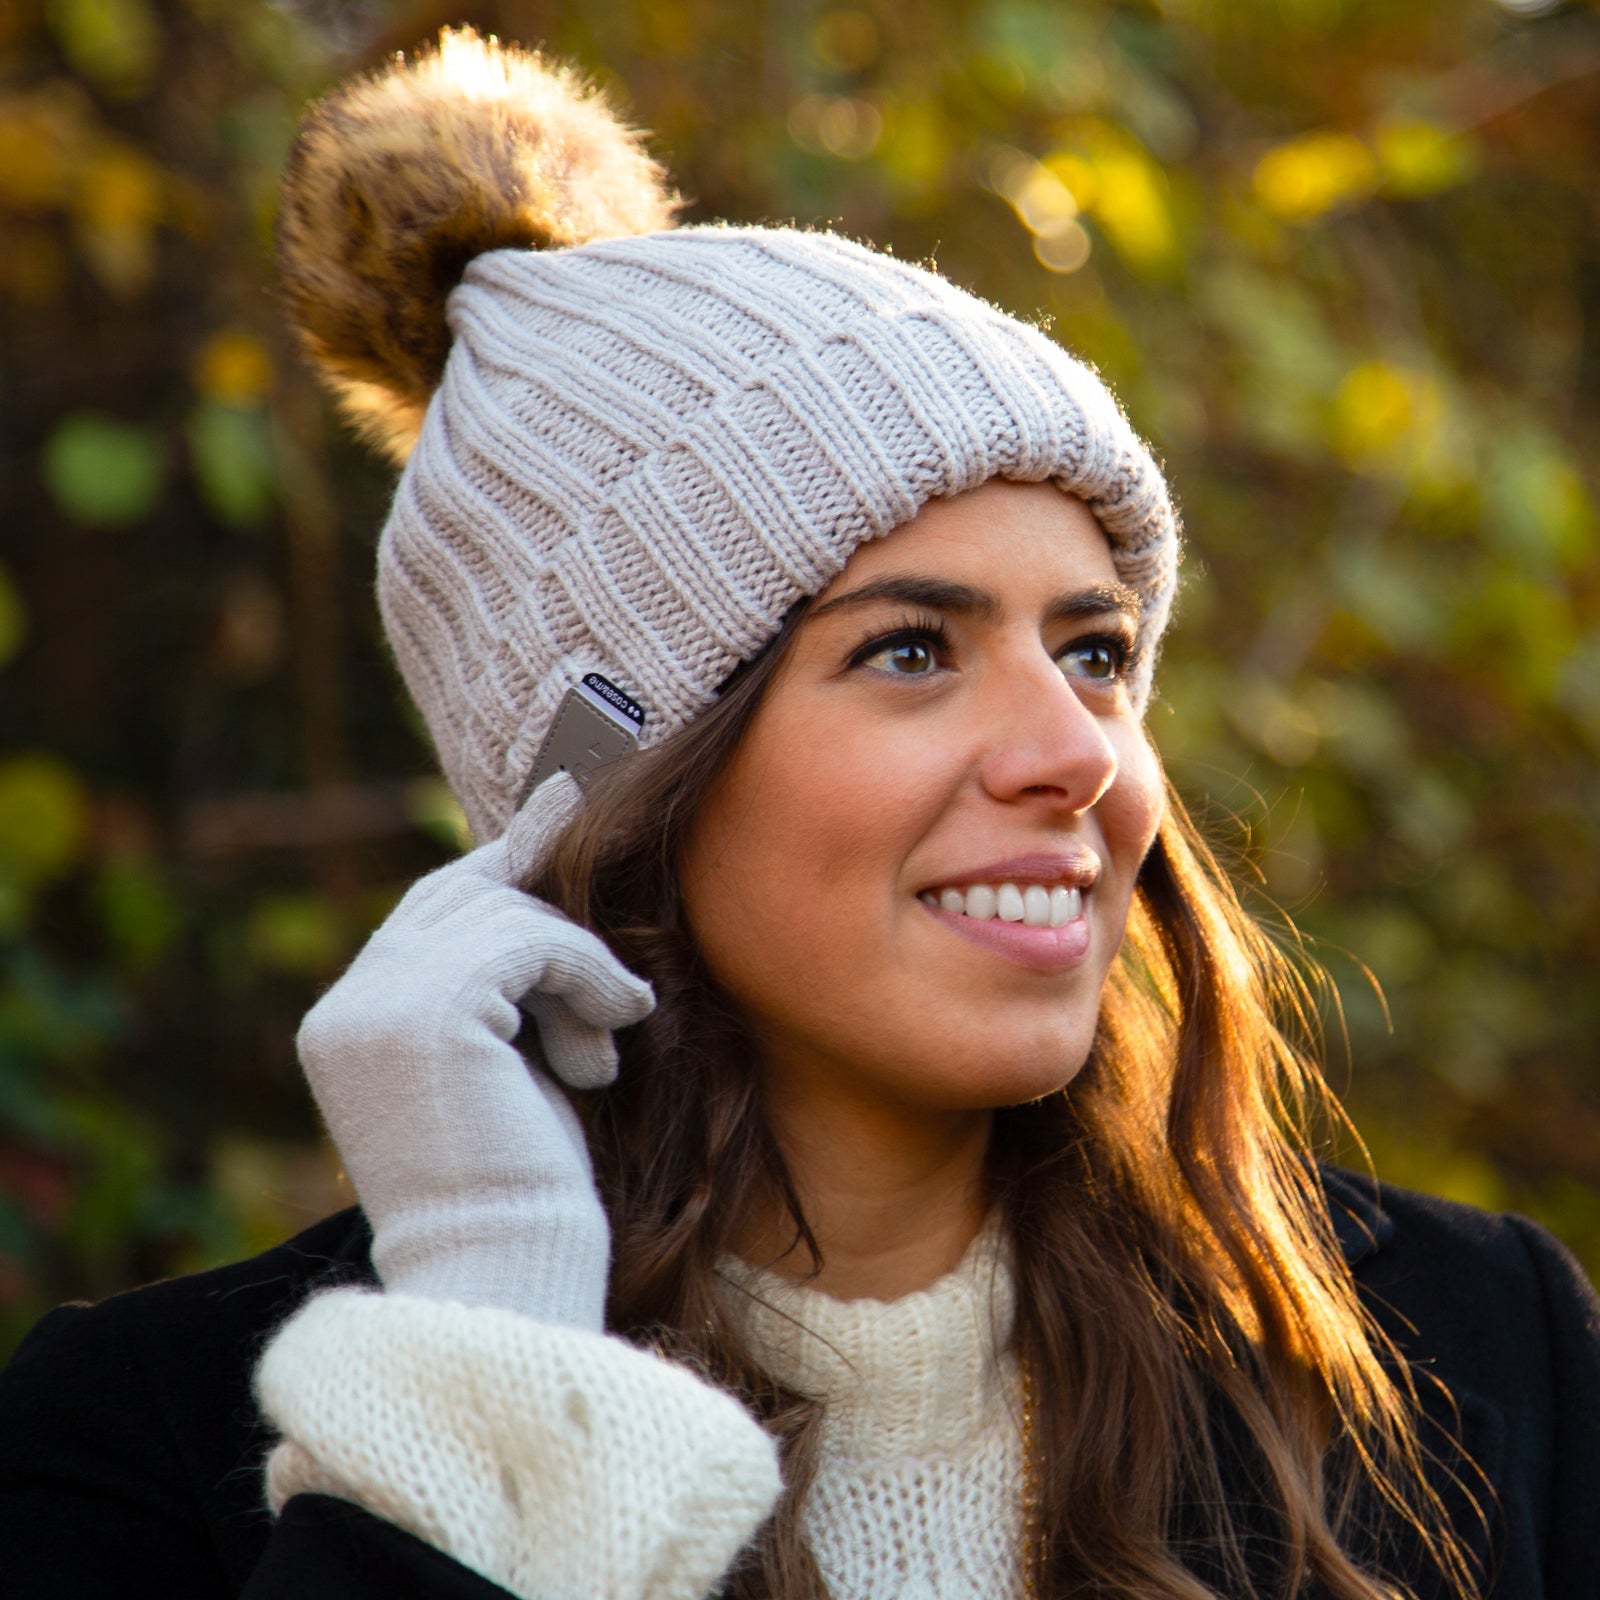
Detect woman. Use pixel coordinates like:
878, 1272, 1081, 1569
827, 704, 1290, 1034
2, 29, 1596, 1600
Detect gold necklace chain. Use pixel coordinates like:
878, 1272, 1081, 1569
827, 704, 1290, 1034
1018, 1352, 1041, 1600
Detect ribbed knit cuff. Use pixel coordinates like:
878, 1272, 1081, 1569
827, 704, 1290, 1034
256, 1289, 782, 1600
370, 1191, 611, 1330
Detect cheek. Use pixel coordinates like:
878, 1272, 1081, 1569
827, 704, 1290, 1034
1106, 732, 1165, 861
680, 702, 950, 1001
1083, 733, 1163, 974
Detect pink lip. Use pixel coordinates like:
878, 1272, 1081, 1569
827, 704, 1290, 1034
917, 851, 1102, 895
919, 900, 1092, 973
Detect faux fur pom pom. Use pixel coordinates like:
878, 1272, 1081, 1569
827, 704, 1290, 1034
276, 28, 676, 463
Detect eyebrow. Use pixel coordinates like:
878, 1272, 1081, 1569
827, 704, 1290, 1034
806, 574, 1142, 627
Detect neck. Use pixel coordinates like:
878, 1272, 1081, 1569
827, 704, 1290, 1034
736, 1077, 993, 1301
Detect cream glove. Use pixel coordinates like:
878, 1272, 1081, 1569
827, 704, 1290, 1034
294, 770, 654, 1327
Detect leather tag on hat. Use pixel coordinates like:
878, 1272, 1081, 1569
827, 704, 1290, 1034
523, 673, 644, 801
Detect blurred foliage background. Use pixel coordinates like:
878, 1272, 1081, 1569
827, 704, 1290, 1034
1, 0, 1597, 1354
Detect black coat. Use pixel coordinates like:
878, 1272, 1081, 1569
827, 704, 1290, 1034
1, 1169, 1596, 1599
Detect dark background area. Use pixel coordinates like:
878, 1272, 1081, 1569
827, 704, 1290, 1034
2, 0, 1597, 1355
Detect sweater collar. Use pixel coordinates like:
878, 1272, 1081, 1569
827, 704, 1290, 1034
716, 1215, 1015, 1462
713, 1171, 1390, 1459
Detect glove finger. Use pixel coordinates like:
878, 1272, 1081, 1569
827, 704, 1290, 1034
527, 999, 622, 1091
537, 936, 656, 1030
500, 771, 585, 887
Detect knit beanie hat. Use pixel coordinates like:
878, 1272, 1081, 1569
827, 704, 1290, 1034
278, 29, 1180, 843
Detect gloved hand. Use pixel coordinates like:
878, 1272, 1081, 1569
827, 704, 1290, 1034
295, 771, 655, 1329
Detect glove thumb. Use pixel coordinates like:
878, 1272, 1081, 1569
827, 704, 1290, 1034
473, 771, 586, 888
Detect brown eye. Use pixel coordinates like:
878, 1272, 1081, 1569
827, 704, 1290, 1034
878, 639, 937, 674
1059, 639, 1126, 682
855, 633, 944, 675
848, 617, 952, 676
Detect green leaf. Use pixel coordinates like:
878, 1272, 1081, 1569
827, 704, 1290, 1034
0, 754, 90, 890
95, 855, 182, 969
187, 401, 278, 527
45, 0, 161, 96
405, 778, 471, 855
41, 413, 165, 528
1482, 424, 1597, 572
245, 893, 344, 976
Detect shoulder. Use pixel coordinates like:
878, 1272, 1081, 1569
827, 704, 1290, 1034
7, 1206, 374, 1390
1320, 1163, 1599, 1368
0, 1209, 374, 1592
1321, 1165, 1600, 1591
4, 1203, 374, 1429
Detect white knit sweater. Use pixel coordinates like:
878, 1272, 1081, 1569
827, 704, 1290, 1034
257, 1220, 1024, 1600
718, 1218, 1024, 1599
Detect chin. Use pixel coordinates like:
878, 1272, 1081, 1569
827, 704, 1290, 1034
986, 1059, 1090, 1109
903, 1038, 1094, 1112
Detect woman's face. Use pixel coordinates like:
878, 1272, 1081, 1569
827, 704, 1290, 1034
680, 479, 1164, 1117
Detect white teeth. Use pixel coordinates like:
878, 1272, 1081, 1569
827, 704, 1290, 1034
1049, 886, 1081, 926
922, 880, 1085, 927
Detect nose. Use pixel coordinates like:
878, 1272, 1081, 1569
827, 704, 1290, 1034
975, 652, 1119, 813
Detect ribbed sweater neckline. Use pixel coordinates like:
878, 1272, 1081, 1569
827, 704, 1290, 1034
716, 1215, 1017, 1461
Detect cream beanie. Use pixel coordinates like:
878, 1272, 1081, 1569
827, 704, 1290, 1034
279, 30, 1180, 842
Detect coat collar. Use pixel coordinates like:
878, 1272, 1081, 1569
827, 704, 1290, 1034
1319, 1164, 1395, 1268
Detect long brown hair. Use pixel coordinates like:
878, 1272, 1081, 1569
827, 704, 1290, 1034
528, 607, 1482, 1600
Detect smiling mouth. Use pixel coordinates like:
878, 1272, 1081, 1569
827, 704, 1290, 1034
917, 882, 1083, 928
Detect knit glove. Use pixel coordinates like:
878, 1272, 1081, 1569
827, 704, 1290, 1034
295, 770, 655, 1328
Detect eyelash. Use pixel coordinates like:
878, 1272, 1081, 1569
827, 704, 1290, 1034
846, 613, 1136, 681
845, 611, 953, 671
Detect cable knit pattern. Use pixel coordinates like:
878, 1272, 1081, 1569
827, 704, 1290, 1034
384, 224, 1180, 840
719, 1217, 1025, 1599
256, 1289, 782, 1600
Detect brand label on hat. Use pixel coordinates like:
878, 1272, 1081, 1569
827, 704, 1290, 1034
577, 672, 645, 731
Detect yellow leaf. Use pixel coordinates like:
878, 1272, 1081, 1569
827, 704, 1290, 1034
1330, 360, 1440, 473
0, 87, 93, 209
1089, 148, 1176, 273
0, 753, 90, 888
1253, 131, 1376, 222
1376, 117, 1478, 199
73, 143, 163, 297
194, 328, 272, 406
1043, 153, 1097, 210
1045, 123, 1176, 275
